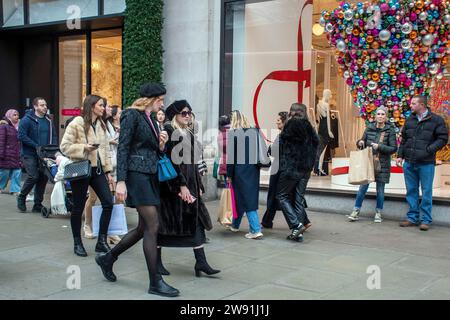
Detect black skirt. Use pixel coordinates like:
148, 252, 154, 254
158, 220, 206, 248
125, 171, 160, 207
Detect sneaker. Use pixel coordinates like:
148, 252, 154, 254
374, 212, 382, 223
228, 226, 239, 232
244, 232, 263, 239
107, 235, 121, 245
419, 223, 430, 231
287, 224, 306, 241
348, 210, 360, 221
287, 234, 304, 242
26, 194, 34, 202
83, 224, 96, 239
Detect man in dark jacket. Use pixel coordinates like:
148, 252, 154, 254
397, 95, 448, 231
17, 97, 58, 213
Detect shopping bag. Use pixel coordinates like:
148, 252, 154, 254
348, 147, 375, 185
50, 181, 69, 215
92, 203, 128, 236
212, 156, 220, 179
229, 181, 238, 219
217, 188, 233, 226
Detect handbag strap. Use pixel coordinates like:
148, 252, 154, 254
378, 131, 386, 144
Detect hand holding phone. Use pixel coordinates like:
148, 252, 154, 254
91, 143, 100, 148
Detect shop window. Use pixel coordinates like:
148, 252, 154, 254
104, 0, 125, 15
29, 0, 97, 24
2, 0, 24, 27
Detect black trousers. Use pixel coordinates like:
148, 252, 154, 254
276, 171, 311, 229
70, 167, 113, 238
261, 172, 281, 227
20, 155, 48, 206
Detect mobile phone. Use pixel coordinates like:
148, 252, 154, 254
91, 143, 100, 148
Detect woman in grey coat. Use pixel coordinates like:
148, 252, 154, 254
348, 106, 397, 223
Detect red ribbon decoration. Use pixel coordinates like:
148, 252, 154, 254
252, 0, 313, 141
331, 166, 404, 176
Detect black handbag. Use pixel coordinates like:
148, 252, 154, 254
63, 160, 92, 181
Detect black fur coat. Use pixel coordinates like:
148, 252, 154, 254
279, 117, 319, 179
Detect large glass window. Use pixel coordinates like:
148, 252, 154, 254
91, 29, 122, 107
2, 0, 24, 27
29, 0, 98, 24
104, 0, 125, 15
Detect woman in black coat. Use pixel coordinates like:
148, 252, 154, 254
95, 83, 179, 297
277, 103, 319, 242
348, 106, 397, 223
157, 100, 219, 277
227, 110, 268, 239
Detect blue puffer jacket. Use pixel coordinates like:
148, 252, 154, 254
18, 110, 58, 157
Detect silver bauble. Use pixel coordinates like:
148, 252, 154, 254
368, 81, 378, 90
325, 23, 334, 33
379, 29, 391, 42
422, 34, 434, 46
319, 17, 326, 27
444, 15, 450, 25
343, 70, 350, 79
401, 39, 412, 50
429, 63, 439, 75
344, 9, 353, 21
401, 23, 412, 34
419, 12, 428, 21
336, 40, 346, 52
382, 59, 391, 67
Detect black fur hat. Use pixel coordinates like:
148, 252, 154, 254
165, 100, 192, 121
139, 83, 166, 98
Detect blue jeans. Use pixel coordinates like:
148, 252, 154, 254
354, 182, 385, 211
403, 162, 435, 225
0, 168, 22, 193
232, 210, 261, 233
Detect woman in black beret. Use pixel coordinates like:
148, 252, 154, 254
157, 99, 220, 278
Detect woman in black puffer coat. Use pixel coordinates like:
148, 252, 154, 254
348, 106, 397, 223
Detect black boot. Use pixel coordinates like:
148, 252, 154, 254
95, 252, 118, 282
95, 234, 112, 253
148, 274, 179, 297
157, 247, 170, 275
194, 247, 220, 277
17, 194, 26, 212
74, 237, 88, 257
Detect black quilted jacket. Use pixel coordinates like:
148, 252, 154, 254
116, 108, 161, 182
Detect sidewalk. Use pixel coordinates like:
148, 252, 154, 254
1, 193, 450, 300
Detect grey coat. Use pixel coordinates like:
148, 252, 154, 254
357, 123, 397, 183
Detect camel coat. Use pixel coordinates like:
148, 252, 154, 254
60, 116, 112, 173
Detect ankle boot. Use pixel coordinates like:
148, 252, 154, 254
193, 247, 220, 277
95, 252, 118, 282
157, 247, 170, 275
148, 274, 179, 297
95, 234, 112, 253
74, 237, 88, 257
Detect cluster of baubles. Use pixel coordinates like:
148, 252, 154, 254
321, 0, 450, 129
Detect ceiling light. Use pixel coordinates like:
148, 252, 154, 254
312, 23, 324, 36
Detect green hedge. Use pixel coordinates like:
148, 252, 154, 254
123, 0, 164, 108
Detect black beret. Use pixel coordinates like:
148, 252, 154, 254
139, 83, 166, 98
165, 100, 192, 121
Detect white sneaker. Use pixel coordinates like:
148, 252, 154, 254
83, 224, 96, 239
374, 212, 382, 223
228, 226, 240, 232
26, 194, 34, 202
348, 210, 360, 221
107, 235, 121, 245
244, 232, 263, 239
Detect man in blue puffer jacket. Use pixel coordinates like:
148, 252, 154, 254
17, 97, 58, 213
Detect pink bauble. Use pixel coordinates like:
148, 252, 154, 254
410, 13, 417, 21
398, 74, 406, 82
380, 3, 389, 12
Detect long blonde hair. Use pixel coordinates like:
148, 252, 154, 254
171, 112, 194, 135
129, 97, 156, 111
230, 110, 251, 129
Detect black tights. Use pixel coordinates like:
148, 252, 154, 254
110, 205, 159, 281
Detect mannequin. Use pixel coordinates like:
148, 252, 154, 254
314, 89, 334, 176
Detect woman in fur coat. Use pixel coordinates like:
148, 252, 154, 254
277, 103, 319, 242
60, 95, 114, 257
157, 99, 220, 278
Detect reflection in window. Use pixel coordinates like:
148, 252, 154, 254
2, 0, 24, 27
29, 0, 98, 24
104, 0, 126, 15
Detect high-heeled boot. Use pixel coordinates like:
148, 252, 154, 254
157, 247, 170, 275
95, 251, 118, 282
95, 234, 112, 253
148, 273, 179, 297
74, 236, 88, 257
193, 247, 220, 277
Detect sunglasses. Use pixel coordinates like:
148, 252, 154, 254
180, 110, 192, 117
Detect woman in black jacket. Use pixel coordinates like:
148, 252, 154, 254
277, 103, 319, 242
95, 83, 179, 297
348, 106, 397, 223
157, 100, 220, 277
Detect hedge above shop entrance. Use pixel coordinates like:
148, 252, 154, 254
123, 0, 164, 108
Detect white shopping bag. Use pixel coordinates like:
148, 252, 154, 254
92, 203, 128, 236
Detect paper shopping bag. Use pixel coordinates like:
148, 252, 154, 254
348, 147, 375, 185
92, 203, 128, 236
217, 188, 233, 226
